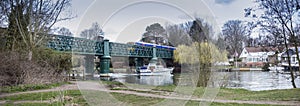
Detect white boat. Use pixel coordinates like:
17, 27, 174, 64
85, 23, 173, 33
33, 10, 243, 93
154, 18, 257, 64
136, 63, 174, 76
268, 66, 284, 73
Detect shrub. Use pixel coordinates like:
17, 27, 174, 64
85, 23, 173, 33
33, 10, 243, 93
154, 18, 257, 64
0, 47, 71, 86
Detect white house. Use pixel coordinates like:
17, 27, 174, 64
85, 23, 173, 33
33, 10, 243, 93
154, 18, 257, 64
239, 47, 277, 67
279, 47, 300, 67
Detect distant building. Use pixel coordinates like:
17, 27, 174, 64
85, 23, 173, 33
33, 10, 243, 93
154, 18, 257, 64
279, 47, 300, 67
239, 47, 277, 67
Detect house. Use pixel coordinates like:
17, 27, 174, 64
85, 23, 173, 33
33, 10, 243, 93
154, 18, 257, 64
239, 47, 277, 67
279, 47, 300, 68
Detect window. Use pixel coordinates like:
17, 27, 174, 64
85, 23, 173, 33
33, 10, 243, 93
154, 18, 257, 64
292, 57, 296, 63
253, 58, 257, 62
248, 58, 252, 62
259, 58, 262, 62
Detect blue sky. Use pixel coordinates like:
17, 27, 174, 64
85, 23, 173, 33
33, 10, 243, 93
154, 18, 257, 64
54, 0, 256, 43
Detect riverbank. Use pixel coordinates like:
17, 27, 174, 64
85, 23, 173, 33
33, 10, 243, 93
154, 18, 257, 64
0, 81, 299, 106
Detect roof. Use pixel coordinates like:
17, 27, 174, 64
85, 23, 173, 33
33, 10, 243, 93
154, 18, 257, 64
281, 47, 300, 57
245, 47, 277, 53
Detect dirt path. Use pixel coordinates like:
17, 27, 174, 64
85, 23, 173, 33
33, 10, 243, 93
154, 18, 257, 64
1, 81, 300, 106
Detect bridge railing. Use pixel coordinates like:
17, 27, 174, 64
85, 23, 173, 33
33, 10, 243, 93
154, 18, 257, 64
156, 48, 174, 58
109, 42, 153, 57
45, 35, 174, 58
46, 35, 104, 55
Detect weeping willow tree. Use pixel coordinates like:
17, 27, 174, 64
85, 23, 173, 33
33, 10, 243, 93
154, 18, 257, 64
174, 42, 227, 87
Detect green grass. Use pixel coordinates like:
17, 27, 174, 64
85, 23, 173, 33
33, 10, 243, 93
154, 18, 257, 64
100, 80, 124, 86
0, 82, 71, 93
1, 88, 298, 105
185, 101, 279, 106
1, 102, 63, 106
158, 85, 300, 101
1, 90, 88, 106
217, 88, 300, 101
101, 80, 300, 101
110, 92, 164, 106
152, 84, 177, 92
111, 92, 281, 106
0, 90, 81, 101
1, 80, 299, 105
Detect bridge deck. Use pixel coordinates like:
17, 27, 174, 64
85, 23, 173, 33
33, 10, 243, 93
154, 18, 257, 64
46, 35, 174, 58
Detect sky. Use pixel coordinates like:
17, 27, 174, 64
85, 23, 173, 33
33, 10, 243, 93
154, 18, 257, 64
54, 0, 257, 43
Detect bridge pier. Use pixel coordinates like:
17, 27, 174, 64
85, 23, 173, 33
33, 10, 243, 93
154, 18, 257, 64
100, 39, 111, 74
84, 55, 95, 76
135, 58, 143, 71
150, 47, 158, 64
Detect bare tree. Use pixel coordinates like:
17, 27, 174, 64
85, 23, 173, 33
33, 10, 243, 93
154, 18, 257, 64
0, 0, 73, 60
57, 27, 73, 36
248, 0, 300, 88
165, 23, 192, 46
222, 20, 253, 55
80, 22, 104, 40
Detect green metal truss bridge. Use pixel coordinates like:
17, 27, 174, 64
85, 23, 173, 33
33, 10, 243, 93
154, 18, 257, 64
46, 35, 175, 74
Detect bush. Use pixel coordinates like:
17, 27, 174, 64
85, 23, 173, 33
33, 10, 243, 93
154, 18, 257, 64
0, 47, 71, 86
262, 63, 270, 71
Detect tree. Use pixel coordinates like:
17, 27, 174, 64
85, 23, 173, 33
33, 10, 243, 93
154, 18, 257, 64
258, 17, 285, 48
189, 18, 213, 43
165, 23, 192, 46
247, 0, 300, 88
141, 23, 168, 45
0, 0, 72, 60
80, 22, 104, 40
174, 42, 227, 87
57, 27, 73, 36
222, 20, 253, 55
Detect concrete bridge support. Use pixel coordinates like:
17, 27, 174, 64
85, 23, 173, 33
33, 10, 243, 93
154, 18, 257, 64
84, 55, 95, 75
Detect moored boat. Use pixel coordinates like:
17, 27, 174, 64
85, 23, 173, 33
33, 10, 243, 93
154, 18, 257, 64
136, 63, 173, 76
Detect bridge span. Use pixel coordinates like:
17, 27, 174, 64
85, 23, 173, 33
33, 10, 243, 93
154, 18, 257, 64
46, 35, 175, 75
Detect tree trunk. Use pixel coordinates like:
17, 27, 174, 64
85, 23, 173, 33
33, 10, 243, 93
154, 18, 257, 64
292, 42, 300, 74
28, 50, 32, 61
283, 26, 296, 88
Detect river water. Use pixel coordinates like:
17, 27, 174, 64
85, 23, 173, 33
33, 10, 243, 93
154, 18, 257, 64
223, 71, 300, 91
109, 71, 300, 91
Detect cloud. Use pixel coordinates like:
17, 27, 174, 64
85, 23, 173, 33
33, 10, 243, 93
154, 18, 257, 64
215, 0, 236, 5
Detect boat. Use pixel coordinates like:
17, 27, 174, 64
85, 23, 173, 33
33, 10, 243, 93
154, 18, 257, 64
136, 63, 174, 76
268, 66, 284, 73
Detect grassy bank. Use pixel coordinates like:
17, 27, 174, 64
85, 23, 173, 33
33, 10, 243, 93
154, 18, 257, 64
111, 92, 278, 106
102, 80, 300, 101
217, 88, 300, 101
1, 81, 299, 105
0, 82, 71, 93
0, 90, 87, 106
152, 84, 300, 101
1, 90, 283, 106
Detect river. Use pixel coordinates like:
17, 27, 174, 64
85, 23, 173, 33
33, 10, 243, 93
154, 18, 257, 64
108, 71, 300, 91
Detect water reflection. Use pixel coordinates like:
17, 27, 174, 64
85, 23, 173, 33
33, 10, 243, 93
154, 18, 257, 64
225, 71, 300, 91
113, 74, 173, 86
109, 71, 300, 91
